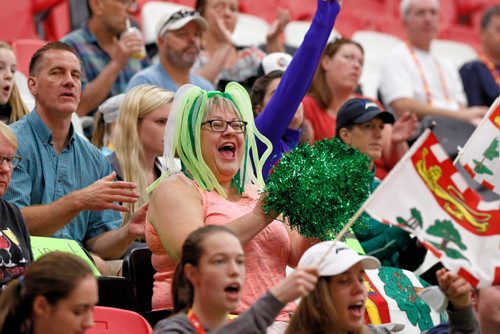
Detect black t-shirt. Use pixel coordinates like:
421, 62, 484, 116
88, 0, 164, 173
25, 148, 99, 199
0, 199, 33, 290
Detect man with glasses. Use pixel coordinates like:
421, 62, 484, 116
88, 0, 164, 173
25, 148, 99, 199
126, 9, 214, 92
61, 0, 151, 120
0, 122, 32, 290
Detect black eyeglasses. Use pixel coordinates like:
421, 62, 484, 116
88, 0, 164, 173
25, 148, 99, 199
201, 120, 248, 134
0, 155, 21, 168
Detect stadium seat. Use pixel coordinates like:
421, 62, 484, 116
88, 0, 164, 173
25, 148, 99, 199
0, 0, 39, 42
374, 15, 406, 40
439, 24, 481, 51
284, 20, 310, 49
141, 1, 191, 45
431, 39, 478, 70
122, 247, 155, 313
14, 72, 35, 111
421, 116, 476, 159
285, 0, 316, 21
88, 306, 153, 334
11, 39, 48, 77
284, 20, 339, 49
239, 0, 279, 24
97, 276, 135, 311
334, 11, 372, 38
439, 0, 459, 25
43, 1, 71, 41
383, 0, 401, 17
232, 13, 269, 47
352, 31, 402, 98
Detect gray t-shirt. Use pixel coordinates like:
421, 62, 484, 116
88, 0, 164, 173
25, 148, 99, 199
153, 292, 283, 334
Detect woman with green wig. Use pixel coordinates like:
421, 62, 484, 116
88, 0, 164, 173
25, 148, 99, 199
145, 82, 316, 333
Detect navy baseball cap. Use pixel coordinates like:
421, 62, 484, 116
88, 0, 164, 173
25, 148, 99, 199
335, 98, 395, 135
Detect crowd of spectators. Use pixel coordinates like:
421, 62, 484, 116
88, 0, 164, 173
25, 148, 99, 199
0, 0, 499, 333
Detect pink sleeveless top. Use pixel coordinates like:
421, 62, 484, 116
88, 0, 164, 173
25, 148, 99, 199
145, 175, 294, 322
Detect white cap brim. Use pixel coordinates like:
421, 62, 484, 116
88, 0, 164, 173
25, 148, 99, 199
298, 241, 380, 277
157, 15, 208, 37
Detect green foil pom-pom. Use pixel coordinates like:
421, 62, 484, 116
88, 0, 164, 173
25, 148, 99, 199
263, 138, 373, 240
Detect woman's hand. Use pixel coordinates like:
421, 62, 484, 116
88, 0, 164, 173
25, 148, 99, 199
212, 13, 233, 45
266, 9, 290, 43
253, 191, 279, 224
391, 111, 418, 144
436, 268, 472, 310
270, 267, 319, 304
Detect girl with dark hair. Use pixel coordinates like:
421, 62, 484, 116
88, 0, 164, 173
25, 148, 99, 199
0, 251, 98, 334
154, 225, 318, 334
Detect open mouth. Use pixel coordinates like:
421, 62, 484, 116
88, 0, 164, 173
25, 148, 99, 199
224, 282, 241, 302
348, 301, 365, 317
2, 85, 11, 94
218, 142, 236, 159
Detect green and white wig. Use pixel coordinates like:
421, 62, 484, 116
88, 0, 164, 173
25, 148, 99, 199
161, 83, 272, 198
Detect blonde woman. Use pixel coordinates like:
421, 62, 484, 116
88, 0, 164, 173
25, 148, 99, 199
110, 85, 174, 224
0, 42, 29, 124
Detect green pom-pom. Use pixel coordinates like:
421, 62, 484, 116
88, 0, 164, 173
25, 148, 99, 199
263, 138, 373, 240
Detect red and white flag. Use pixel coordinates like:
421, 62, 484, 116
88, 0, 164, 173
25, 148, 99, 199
364, 129, 500, 288
457, 96, 500, 195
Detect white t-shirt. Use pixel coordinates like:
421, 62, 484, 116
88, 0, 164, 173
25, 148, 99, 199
379, 42, 466, 113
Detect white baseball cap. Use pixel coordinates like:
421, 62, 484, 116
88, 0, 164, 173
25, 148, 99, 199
156, 9, 208, 37
299, 241, 380, 276
261, 52, 292, 75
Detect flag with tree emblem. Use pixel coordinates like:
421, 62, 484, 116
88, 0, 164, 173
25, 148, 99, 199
364, 129, 500, 288
457, 96, 500, 195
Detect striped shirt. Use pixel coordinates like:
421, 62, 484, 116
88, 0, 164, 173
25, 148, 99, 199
61, 24, 151, 100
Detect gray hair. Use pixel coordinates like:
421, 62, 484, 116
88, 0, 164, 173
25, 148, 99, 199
400, 0, 440, 19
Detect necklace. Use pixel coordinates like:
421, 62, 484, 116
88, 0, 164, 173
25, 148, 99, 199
187, 309, 206, 334
479, 53, 500, 87
405, 41, 451, 106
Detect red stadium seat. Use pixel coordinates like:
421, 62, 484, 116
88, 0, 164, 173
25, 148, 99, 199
335, 11, 373, 38
0, 0, 39, 42
383, 0, 401, 17
284, 0, 316, 22
43, 1, 72, 41
239, 0, 280, 23
438, 24, 481, 51
87, 307, 153, 334
439, 0, 459, 25
375, 15, 406, 40
11, 39, 48, 77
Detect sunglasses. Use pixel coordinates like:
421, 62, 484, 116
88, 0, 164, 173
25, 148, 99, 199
164, 9, 199, 27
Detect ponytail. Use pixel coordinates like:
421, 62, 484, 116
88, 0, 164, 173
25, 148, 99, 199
172, 262, 194, 313
0, 278, 31, 334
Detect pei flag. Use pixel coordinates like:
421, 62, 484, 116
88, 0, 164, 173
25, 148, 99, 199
364, 129, 500, 288
457, 96, 500, 195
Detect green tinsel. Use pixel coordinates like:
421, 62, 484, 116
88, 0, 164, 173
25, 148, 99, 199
263, 138, 373, 240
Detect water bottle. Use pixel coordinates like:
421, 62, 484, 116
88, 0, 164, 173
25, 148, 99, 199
123, 19, 147, 60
